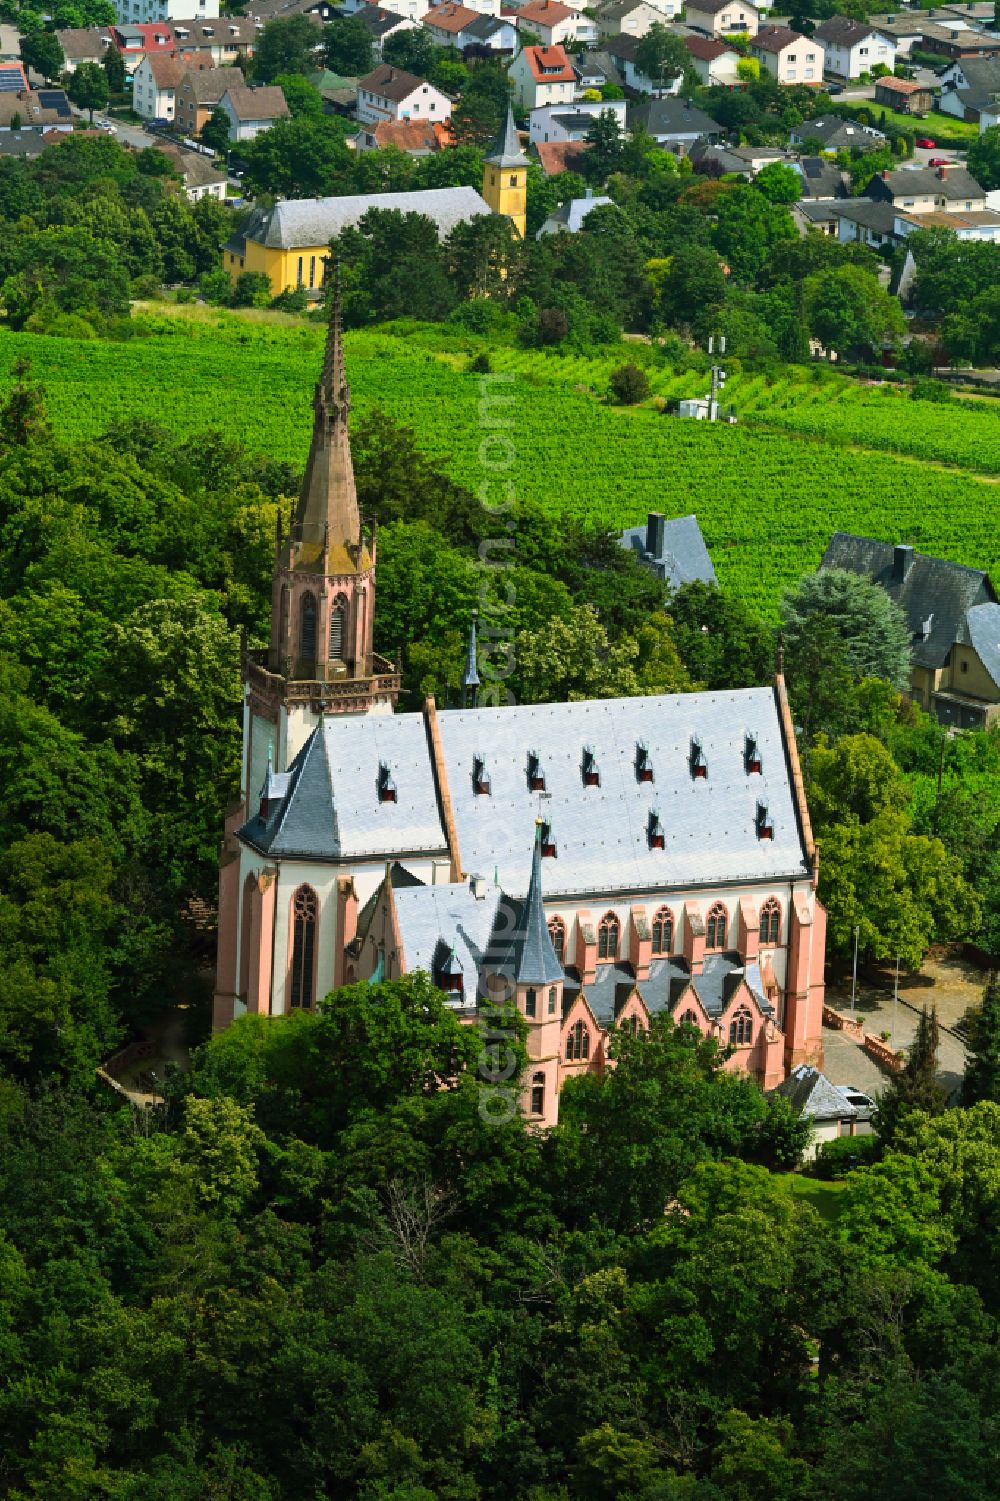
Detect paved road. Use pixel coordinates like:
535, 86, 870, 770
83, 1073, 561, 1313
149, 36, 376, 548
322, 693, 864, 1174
825, 966, 970, 1104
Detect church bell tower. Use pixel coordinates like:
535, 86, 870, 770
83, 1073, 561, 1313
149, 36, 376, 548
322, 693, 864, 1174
482, 104, 528, 239
242, 272, 399, 802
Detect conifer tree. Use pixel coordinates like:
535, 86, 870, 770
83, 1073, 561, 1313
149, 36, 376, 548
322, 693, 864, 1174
879, 1003, 947, 1141
962, 972, 1000, 1106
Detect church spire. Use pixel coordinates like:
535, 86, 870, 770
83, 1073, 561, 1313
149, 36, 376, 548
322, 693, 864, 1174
292, 262, 366, 573
461, 610, 480, 709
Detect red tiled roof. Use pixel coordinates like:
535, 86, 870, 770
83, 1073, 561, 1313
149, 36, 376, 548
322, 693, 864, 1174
685, 34, 735, 60
367, 117, 441, 150
424, 1, 480, 30
533, 138, 590, 175
515, 0, 573, 26
876, 75, 924, 93
522, 42, 575, 82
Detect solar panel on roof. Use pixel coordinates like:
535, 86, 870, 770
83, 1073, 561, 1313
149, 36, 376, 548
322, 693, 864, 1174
0, 65, 26, 92
37, 91, 71, 116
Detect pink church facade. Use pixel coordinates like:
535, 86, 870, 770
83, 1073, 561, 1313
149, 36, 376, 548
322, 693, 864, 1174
214, 295, 828, 1126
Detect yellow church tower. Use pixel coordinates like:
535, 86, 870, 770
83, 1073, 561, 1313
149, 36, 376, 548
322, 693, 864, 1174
482, 103, 528, 239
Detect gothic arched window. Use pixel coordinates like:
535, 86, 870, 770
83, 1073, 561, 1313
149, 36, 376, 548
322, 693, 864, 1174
597, 911, 620, 961
759, 897, 781, 946
706, 902, 728, 950
651, 906, 673, 955
728, 1005, 753, 1048
548, 915, 565, 959
299, 592, 317, 661
239, 873, 254, 1000
566, 1020, 591, 1061
680, 1008, 698, 1026
530, 1072, 545, 1116
525, 987, 537, 1019
548, 985, 558, 1015
330, 592, 347, 659
290, 885, 318, 1009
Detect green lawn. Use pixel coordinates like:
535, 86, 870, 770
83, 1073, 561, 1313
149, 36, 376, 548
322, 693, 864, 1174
846, 104, 981, 144
775, 1173, 848, 1224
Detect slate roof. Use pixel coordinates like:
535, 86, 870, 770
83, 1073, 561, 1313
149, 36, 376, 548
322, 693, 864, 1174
573, 48, 624, 85
567, 952, 773, 1025
771, 1063, 857, 1121
832, 198, 898, 235
239, 687, 811, 899
958, 602, 1000, 689
436, 688, 810, 898
359, 62, 432, 101
797, 155, 848, 200
393, 878, 506, 992
791, 114, 886, 150
537, 190, 612, 234
463, 13, 513, 38
865, 165, 986, 202
494, 828, 565, 985
485, 103, 528, 167
238, 185, 491, 249
239, 713, 448, 860
620, 513, 718, 590
358, 5, 412, 35
814, 15, 887, 45
820, 531, 998, 671
627, 96, 722, 138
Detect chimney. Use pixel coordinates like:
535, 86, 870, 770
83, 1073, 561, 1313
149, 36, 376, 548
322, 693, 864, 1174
646, 511, 666, 556
937, 164, 947, 179
584, 185, 593, 198
881, 168, 889, 179
893, 543, 914, 582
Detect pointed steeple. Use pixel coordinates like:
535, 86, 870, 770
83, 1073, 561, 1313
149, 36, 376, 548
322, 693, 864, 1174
502, 820, 564, 987
292, 261, 367, 574
484, 103, 528, 169
461, 610, 480, 709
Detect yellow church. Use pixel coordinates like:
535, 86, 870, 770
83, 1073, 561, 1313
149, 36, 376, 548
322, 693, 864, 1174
223, 107, 528, 295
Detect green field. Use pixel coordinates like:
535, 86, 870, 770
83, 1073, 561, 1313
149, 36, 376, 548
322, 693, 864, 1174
1, 312, 997, 619
775, 1174, 847, 1224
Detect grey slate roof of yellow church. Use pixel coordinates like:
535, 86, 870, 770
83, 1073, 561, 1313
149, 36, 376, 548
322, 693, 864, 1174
239, 687, 811, 896
820, 531, 997, 672
230, 186, 491, 254
484, 103, 528, 169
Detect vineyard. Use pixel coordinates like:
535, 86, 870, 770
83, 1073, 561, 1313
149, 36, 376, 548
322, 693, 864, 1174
0, 312, 997, 619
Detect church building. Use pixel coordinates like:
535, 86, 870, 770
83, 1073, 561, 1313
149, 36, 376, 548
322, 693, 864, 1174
213, 292, 828, 1124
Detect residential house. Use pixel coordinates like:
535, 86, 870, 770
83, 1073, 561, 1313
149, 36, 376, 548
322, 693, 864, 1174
0, 60, 28, 90
536, 185, 611, 234
938, 57, 1000, 120
354, 115, 448, 150
528, 94, 626, 143
55, 27, 113, 72
245, 0, 332, 19
863, 163, 987, 214
508, 0, 580, 47
812, 16, 894, 79
134, 51, 214, 122
572, 48, 624, 92
820, 534, 1000, 727
917, 25, 1000, 60
157, 140, 228, 198
689, 138, 790, 175
114, 0, 219, 24
168, 18, 257, 65
459, 12, 519, 55
0, 88, 72, 130
789, 114, 885, 152
866, 11, 924, 56
423, 0, 488, 43
619, 512, 717, 590
749, 23, 823, 84
686, 0, 759, 39
532, 137, 590, 172
873, 75, 935, 114
175, 62, 243, 134
111, 21, 176, 72
356, 5, 421, 56
596, 0, 677, 39
356, 63, 452, 124
627, 95, 723, 152
894, 206, 1000, 240
223, 184, 491, 292
770, 1066, 874, 1162
684, 34, 741, 84
795, 155, 849, 200
219, 82, 290, 140
605, 32, 683, 92
309, 68, 361, 116
509, 43, 576, 111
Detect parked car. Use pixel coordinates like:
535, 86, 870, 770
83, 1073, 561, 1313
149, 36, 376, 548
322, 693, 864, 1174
826, 81, 844, 94
836, 1084, 877, 1120
928, 157, 955, 166
915, 136, 936, 148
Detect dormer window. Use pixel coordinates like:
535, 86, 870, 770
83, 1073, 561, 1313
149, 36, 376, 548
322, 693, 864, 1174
690, 738, 707, 779
756, 801, 774, 840
435, 946, 463, 996
582, 746, 600, 787
647, 810, 665, 850
527, 750, 545, 792
635, 741, 654, 783
745, 733, 762, 775
472, 754, 490, 796
540, 821, 557, 858
377, 763, 397, 804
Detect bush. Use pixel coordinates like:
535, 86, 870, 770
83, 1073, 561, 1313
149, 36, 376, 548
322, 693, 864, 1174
270, 287, 308, 313
467, 351, 492, 374
199, 269, 233, 306
609, 362, 651, 405
230, 271, 272, 309
911, 376, 953, 403
810, 1132, 881, 1179
130, 273, 161, 299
